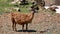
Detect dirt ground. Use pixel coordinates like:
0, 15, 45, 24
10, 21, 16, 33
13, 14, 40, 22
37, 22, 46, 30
0, 11, 60, 34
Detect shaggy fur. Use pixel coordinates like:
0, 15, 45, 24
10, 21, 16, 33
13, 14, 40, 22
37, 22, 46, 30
11, 12, 35, 31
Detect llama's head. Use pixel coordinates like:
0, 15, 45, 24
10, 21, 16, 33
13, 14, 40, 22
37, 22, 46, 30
30, 6, 39, 13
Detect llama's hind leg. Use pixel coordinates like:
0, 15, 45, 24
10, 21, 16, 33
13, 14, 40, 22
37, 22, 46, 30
26, 23, 28, 31
22, 24, 24, 32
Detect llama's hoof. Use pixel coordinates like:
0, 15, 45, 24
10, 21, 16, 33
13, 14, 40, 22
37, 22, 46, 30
26, 30, 28, 32
15, 30, 17, 32
22, 30, 24, 32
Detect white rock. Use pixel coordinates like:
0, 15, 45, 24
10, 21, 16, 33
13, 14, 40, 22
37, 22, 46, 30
44, 6, 60, 14
44, 6, 49, 9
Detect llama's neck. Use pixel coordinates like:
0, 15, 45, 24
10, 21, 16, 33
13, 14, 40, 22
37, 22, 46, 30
28, 12, 34, 19
32, 12, 34, 20
31, 11, 35, 16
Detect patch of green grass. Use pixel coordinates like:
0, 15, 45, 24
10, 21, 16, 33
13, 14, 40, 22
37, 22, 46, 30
19, 5, 31, 13
0, 0, 33, 14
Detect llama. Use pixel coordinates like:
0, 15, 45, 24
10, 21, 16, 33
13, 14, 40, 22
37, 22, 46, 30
11, 9, 38, 31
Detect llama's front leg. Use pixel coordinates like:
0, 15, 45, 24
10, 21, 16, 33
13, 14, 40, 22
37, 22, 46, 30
12, 24, 14, 31
22, 24, 24, 32
12, 22, 14, 31
14, 23, 17, 31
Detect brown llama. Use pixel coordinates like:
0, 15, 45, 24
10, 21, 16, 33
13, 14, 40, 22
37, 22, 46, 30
11, 11, 36, 31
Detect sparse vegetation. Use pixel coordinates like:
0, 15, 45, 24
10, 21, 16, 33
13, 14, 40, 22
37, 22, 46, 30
0, 0, 33, 14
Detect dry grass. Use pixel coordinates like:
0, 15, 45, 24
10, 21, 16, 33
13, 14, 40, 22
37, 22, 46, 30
0, 8, 60, 34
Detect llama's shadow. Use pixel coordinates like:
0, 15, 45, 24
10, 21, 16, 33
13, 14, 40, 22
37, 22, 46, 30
17, 30, 36, 32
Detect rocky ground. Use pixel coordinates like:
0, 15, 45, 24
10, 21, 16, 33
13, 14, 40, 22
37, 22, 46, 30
0, 9, 60, 34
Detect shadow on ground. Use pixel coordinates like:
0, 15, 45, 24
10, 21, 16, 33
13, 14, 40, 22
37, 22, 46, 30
16, 30, 37, 32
